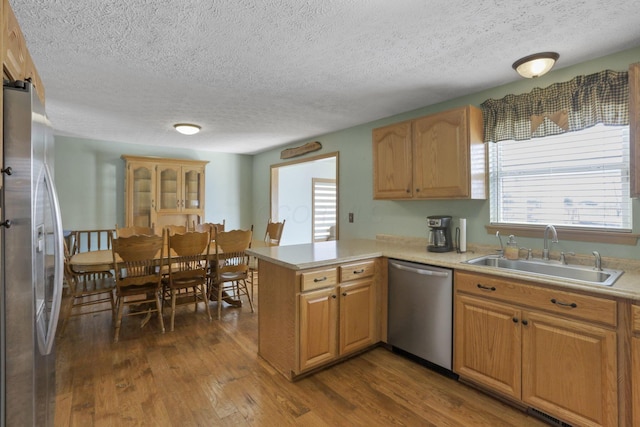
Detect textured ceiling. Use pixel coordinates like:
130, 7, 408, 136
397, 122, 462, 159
11, 0, 640, 154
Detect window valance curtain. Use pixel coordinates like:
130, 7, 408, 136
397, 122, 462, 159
481, 69, 629, 143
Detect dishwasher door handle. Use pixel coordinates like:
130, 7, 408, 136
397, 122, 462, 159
389, 262, 450, 277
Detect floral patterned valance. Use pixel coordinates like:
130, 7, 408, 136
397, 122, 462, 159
481, 69, 629, 143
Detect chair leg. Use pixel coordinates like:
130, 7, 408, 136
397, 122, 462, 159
170, 290, 177, 332
114, 295, 124, 343
155, 291, 165, 333
217, 283, 224, 320
241, 279, 254, 313
200, 285, 212, 321
108, 290, 116, 322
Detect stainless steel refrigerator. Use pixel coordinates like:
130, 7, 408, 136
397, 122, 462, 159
1, 80, 64, 427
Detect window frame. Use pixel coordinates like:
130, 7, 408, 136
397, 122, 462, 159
485, 62, 640, 246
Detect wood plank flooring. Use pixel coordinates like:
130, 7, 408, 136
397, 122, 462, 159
54, 293, 547, 426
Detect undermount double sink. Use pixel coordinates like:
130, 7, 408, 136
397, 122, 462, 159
464, 255, 624, 286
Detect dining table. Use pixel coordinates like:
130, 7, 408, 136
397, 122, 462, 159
69, 239, 274, 273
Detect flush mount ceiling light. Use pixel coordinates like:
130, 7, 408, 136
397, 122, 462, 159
173, 123, 201, 135
512, 52, 559, 78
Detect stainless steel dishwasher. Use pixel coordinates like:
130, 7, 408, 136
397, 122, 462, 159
388, 259, 454, 373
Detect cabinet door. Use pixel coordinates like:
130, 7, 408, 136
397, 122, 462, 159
413, 108, 470, 198
633, 305, 640, 427
522, 311, 617, 427
454, 294, 521, 399
299, 287, 338, 372
157, 164, 182, 212
339, 279, 376, 355
24, 50, 45, 104
126, 162, 155, 228
182, 165, 204, 213
372, 121, 413, 199
3, 0, 26, 81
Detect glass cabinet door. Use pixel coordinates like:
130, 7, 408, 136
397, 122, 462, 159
131, 164, 154, 227
158, 165, 181, 212
182, 167, 204, 213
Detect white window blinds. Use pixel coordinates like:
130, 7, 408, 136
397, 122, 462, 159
312, 178, 337, 242
489, 124, 631, 230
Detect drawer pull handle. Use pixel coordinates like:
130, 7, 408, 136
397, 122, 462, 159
477, 284, 496, 291
353, 269, 365, 274
550, 298, 577, 308
314, 277, 327, 283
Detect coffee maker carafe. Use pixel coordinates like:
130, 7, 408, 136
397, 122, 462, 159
427, 215, 453, 252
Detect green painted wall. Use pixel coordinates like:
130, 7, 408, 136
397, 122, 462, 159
54, 137, 253, 232
53, 46, 640, 259
252, 46, 640, 259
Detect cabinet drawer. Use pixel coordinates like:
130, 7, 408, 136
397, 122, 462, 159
455, 271, 617, 327
633, 305, 640, 333
301, 268, 338, 292
339, 260, 375, 282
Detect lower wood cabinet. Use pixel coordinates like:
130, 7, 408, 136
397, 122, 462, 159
258, 258, 381, 380
632, 304, 640, 427
454, 271, 618, 427
299, 261, 378, 372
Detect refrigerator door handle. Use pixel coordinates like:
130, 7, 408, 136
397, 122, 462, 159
39, 163, 64, 355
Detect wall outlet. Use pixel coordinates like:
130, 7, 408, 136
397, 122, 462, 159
348, 212, 354, 223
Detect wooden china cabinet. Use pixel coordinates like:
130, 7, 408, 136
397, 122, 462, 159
122, 155, 208, 232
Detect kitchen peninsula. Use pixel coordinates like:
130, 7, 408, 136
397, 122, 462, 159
248, 237, 640, 426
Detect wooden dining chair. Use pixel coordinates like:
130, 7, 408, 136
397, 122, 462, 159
70, 228, 115, 255
60, 240, 116, 334
264, 219, 285, 245
249, 219, 286, 299
165, 224, 187, 236
193, 219, 225, 234
115, 224, 155, 237
111, 232, 165, 343
163, 230, 212, 331
210, 228, 254, 320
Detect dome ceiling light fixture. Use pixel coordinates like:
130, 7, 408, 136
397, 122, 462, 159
173, 123, 201, 135
512, 52, 559, 78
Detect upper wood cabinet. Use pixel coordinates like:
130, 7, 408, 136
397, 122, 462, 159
122, 155, 208, 231
372, 105, 486, 200
630, 62, 640, 197
2, 0, 45, 104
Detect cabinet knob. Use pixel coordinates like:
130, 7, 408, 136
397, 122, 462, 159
512, 317, 518, 323
522, 319, 529, 326
331, 294, 337, 299
342, 292, 347, 297
1, 220, 11, 228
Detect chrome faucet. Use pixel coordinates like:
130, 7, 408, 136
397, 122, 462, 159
496, 231, 504, 256
542, 224, 558, 261
592, 251, 602, 271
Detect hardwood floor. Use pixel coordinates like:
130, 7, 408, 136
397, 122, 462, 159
54, 293, 546, 426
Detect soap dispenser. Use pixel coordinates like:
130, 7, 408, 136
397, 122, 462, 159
505, 235, 519, 260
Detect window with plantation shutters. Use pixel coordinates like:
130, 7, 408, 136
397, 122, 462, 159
489, 124, 631, 230
312, 178, 337, 241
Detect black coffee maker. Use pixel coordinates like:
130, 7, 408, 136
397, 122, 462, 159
427, 215, 453, 252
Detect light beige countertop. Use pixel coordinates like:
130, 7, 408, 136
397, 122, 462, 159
246, 235, 640, 301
